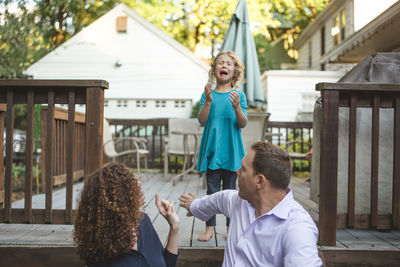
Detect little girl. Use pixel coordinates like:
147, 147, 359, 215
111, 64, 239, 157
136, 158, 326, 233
196, 51, 247, 241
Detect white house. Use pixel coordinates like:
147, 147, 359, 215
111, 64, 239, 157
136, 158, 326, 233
293, 0, 398, 72
263, 0, 399, 122
262, 70, 342, 121
25, 4, 209, 119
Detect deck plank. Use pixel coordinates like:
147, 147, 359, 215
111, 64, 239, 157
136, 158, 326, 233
151, 174, 193, 246
178, 174, 203, 247
338, 229, 398, 249
367, 230, 400, 249
2, 172, 400, 255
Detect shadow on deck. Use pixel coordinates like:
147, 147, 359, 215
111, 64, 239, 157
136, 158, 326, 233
1, 172, 400, 266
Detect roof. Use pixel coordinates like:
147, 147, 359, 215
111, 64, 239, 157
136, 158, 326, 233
25, 4, 209, 101
321, 1, 400, 63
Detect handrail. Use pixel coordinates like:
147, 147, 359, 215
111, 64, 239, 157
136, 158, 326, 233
317, 82, 400, 245
0, 79, 108, 224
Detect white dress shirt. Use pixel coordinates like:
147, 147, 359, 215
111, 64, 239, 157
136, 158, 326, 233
190, 189, 322, 267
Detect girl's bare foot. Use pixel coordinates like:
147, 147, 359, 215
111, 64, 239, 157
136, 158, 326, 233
198, 226, 214, 241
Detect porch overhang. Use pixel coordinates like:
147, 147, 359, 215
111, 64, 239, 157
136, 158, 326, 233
321, 1, 400, 64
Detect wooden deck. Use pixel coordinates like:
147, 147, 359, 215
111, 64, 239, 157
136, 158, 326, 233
1, 172, 400, 266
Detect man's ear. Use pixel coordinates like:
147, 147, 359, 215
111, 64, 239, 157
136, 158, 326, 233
256, 174, 267, 189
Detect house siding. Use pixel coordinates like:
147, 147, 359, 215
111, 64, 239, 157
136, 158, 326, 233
25, 4, 209, 120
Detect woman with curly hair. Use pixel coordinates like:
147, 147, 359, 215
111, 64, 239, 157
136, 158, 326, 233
74, 162, 179, 266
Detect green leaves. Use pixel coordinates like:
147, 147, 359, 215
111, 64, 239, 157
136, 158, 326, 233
0, 0, 329, 78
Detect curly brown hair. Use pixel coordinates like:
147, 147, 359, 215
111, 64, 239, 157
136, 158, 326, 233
74, 163, 144, 264
208, 51, 245, 88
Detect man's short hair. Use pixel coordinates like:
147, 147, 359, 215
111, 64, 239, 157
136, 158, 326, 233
251, 141, 292, 190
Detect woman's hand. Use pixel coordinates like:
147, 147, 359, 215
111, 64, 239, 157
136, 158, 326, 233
155, 194, 180, 230
204, 82, 213, 103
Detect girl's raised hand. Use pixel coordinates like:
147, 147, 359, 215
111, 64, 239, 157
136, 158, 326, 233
229, 91, 240, 110
204, 82, 213, 103
155, 194, 180, 229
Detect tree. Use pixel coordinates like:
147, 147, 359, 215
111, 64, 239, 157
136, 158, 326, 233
125, 0, 329, 62
0, 0, 122, 79
0, 1, 49, 78
1, 0, 329, 78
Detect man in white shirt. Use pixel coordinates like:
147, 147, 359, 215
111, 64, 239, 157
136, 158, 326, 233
179, 141, 322, 267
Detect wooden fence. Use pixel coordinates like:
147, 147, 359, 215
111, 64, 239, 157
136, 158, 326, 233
266, 121, 313, 171
318, 82, 400, 245
41, 107, 86, 190
0, 80, 108, 224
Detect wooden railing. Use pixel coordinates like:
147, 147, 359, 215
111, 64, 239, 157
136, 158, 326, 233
41, 107, 86, 190
266, 121, 313, 146
266, 121, 313, 171
318, 82, 400, 245
0, 80, 108, 224
107, 118, 168, 169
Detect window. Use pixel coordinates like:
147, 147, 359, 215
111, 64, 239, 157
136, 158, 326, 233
308, 42, 312, 69
122, 100, 128, 107
104, 100, 109, 107
332, 16, 340, 46
332, 10, 346, 46
180, 101, 185, 108
136, 100, 147, 107
116, 16, 127, 33
340, 10, 346, 41
320, 26, 325, 55
155, 100, 160, 108
117, 100, 122, 107
161, 101, 166, 107
175, 101, 179, 108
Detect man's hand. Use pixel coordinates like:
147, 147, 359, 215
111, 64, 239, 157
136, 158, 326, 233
305, 149, 313, 160
178, 192, 197, 217
204, 82, 212, 103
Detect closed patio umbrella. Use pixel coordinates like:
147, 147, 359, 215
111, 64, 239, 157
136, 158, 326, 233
220, 0, 265, 108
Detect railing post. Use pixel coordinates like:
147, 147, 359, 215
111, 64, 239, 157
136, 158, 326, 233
45, 90, 55, 223
4, 90, 14, 222
319, 89, 339, 245
0, 105, 5, 207
393, 96, 400, 229
85, 87, 104, 177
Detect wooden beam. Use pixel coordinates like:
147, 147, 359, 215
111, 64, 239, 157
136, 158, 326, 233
347, 95, 357, 228
4, 90, 14, 222
24, 90, 34, 223
393, 96, 400, 229
319, 90, 339, 245
320, 249, 400, 266
370, 95, 380, 228
45, 90, 55, 223
85, 87, 104, 177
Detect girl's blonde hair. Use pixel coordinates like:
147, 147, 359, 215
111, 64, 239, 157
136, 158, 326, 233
208, 51, 245, 88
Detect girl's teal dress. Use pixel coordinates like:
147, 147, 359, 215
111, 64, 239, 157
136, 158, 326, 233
197, 89, 247, 173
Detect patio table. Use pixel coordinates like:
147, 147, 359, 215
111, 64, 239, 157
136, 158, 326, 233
171, 130, 202, 186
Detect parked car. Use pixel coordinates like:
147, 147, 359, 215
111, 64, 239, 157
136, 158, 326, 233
3, 129, 27, 163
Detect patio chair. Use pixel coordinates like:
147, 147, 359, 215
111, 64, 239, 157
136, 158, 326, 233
164, 118, 203, 176
103, 119, 149, 173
